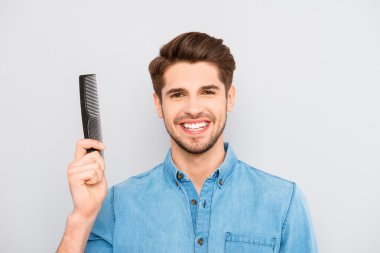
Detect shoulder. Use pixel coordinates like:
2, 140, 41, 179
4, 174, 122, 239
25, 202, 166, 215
112, 163, 167, 195
236, 160, 295, 193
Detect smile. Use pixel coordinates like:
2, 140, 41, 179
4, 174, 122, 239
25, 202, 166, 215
179, 121, 210, 134
183, 121, 208, 129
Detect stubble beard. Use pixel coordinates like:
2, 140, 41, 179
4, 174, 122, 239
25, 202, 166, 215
163, 112, 227, 155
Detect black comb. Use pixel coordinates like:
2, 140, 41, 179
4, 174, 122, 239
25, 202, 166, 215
79, 74, 103, 156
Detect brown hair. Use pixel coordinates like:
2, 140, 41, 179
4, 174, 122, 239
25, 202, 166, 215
148, 32, 236, 101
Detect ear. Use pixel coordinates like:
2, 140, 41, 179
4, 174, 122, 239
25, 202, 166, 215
153, 92, 163, 118
226, 85, 236, 112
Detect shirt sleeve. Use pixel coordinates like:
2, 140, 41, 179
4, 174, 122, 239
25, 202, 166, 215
85, 186, 115, 253
279, 183, 318, 253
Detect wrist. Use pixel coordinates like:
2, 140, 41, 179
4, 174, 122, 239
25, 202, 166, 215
57, 212, 97, 253
70, 209, 99, 224
64, 212, 97, 238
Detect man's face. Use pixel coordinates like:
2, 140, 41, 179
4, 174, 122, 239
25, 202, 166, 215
153, 62, 235, 154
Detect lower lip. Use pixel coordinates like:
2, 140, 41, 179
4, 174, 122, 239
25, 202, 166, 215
180, 123, 210, 135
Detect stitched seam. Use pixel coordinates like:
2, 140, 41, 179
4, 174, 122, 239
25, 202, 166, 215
111, 186, 115, 244
130, 170, 151, 179
111, 186, 115, 220
280, 182, 296, 237
224, 232, 276, 251
225, 241, 274, 246
130, 164, 161, 180
225, 233, 275, 246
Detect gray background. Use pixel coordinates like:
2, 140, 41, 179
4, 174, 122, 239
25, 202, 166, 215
0, 0, 379, 252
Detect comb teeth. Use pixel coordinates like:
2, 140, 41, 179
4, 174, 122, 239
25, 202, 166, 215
80, 74, 103, 144
89, 117, 103, 142
83, 75, 100, 118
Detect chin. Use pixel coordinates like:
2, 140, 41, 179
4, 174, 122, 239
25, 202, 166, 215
175, 137, 217, 155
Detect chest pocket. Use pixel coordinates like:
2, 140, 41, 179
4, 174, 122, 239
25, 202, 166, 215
224, 232, 276, 253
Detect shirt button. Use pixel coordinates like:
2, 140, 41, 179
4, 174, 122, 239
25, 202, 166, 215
177, 173, 184, 180
197, 238, 204, 245
191, 199, 197, 205
219, 179, 224, 185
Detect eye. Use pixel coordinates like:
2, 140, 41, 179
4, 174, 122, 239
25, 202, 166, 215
171, 92, 184, 98
202, 90, 215, 95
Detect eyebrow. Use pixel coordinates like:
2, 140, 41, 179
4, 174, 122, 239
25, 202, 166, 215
202, 84, 220, 90
165, 84, 220, 96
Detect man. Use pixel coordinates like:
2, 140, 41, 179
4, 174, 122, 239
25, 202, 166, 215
57, 32, 318, 253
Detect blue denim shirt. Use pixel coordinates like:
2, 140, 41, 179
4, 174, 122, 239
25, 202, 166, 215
85, 143, 318, 253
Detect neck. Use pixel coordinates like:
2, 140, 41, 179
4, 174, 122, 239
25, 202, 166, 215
170, 136, 226, 194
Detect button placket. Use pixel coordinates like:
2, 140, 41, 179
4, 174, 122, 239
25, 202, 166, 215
179, 178, 199, 235
194, 178, 215, 252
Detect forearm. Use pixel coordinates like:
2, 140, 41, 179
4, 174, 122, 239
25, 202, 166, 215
56, 212, 96, 253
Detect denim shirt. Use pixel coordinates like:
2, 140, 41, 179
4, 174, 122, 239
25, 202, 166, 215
85, 143, 318, 253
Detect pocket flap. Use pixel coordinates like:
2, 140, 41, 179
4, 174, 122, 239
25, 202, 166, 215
225, 232, 276, 252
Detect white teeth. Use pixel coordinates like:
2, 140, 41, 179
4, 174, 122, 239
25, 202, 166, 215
183, 121, 208, 130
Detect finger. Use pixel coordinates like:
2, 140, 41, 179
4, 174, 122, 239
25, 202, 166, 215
80, 169, 98, 185
67, 161, 104, 187
74, 139, 105, 160
68, 163, 104, 183
68, 167, 103, 186
72, 151, 105, 171
68, 160, 102, 174
74, 139, 105, 161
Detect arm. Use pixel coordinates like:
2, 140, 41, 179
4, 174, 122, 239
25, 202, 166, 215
56, 139, 108, 253
279, 183, 318, 253
56, 212, 97, 253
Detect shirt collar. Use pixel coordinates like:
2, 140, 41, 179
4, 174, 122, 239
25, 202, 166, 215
163, 142, 238, 188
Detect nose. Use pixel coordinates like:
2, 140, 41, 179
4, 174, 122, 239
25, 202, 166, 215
184, 95, 204, 117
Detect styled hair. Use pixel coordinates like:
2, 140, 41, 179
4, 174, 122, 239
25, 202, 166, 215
148, 32, 236, 101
